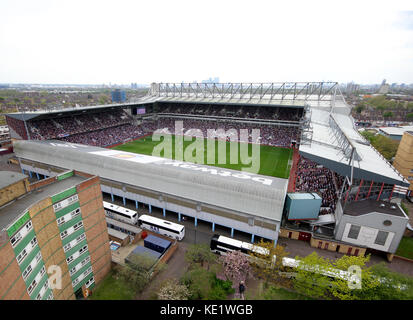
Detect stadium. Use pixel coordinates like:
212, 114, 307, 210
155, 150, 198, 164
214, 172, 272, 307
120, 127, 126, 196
5, 82, 411, 259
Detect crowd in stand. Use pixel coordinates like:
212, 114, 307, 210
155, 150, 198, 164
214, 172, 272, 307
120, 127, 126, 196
295, 156, 343, 215
28, 110, 131, 140
158, 104, 303, 121
24, 108, 300, 148
149, 118, 300, 147
60, 124, 146, 147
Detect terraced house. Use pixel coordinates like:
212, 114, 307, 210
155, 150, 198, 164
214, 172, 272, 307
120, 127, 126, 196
0, 170, 111, 300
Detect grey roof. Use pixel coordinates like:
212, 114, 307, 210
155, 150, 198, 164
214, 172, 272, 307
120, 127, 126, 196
0, 171, 27, 189
343, 200, 407, 218
299, 94, 409, 188
107, 227, 129, 240
4, 102, 146, 121
0, 174, 86, 230
13, 140, 289, 223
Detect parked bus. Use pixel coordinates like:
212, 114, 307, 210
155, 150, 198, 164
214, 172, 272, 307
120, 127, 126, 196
210, 234, 352, 281
138, 214, 185, 241
102, 201, 138, 225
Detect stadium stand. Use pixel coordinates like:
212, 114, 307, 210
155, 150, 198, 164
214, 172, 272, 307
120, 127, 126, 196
295, 155, 343, 215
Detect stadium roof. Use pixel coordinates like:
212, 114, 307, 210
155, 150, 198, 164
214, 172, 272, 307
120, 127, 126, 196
299, 93, 410, 188
13, 140, 289, 223
4, 101, 149, 121
144, 82, 338, 108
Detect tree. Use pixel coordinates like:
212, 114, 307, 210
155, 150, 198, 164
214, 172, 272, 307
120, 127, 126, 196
361, 131, 399, 160
181, 266, 215, 299
121, 253, 166, 293
219, 250, 252, 286
185, 243, 217, 269
292, 252, 333, 299
406, 113, 413, 120
328, 254, 380, 300
249, 239, 289, 285
354, 104, 365, 114
383, 111, 393, 118
157, 279, 190, 300
115, 264, 150, 294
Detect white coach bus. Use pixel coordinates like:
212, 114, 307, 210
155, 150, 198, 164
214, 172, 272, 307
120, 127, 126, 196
102, 201, 138, 225
138, 215, 185, 241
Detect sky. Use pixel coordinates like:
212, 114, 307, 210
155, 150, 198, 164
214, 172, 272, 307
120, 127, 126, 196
0, 0, 413, 85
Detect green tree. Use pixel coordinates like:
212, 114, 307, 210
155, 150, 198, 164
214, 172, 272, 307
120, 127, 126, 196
181, 266, 215, 299
406, 113, 413, 120
361, 131, 399, 160
249, 239, 289, 285
115, 264, 150, 294
185, 243, 217, 269
292, 252, 333, 299
328, 254, 379, 300
383, 111, 393, 118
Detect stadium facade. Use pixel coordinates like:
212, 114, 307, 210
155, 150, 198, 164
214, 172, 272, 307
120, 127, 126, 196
5, 82, 411, 258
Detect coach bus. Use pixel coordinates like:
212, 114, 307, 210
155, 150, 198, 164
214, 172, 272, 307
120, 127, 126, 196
102, 201, 138, 225
138, 215, 185, 241
209, 234, 353, 282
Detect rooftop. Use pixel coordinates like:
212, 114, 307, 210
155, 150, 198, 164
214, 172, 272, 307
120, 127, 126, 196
343, 199, 407, 218
0, 174, 86, 230
0, 171, 27, 189
378, 126, 413, 136
287, 192, 321, 200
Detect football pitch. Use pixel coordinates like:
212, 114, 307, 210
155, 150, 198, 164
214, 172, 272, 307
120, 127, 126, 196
111, 135, 293, 179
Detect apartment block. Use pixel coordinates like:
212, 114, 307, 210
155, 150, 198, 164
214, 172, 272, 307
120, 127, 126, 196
0, 170, 111, 300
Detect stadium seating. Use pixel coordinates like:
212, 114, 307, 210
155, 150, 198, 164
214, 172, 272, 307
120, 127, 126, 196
295, 156, 344, 215
26, 107, 301, 148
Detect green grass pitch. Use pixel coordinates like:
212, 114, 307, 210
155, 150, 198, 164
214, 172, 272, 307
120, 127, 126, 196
111, 135, 293, 179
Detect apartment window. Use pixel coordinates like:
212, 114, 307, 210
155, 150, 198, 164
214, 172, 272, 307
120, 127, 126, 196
57, 217, 66, 226
347, 225, 361, 239
76, 233, 86, 243
31, 237, 37, 246
22, 265, 33, 280
71, 208, 81, 218
374, 231, 389, 246
73, 221, 83, 231
10, 233, 22, 247
17, 249, 28, 264
60, 230, 68, 240
64, 243, 71, 252
39, 266, 46, 277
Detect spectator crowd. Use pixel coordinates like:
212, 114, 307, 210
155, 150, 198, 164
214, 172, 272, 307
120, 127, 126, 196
158, 104, 303, 122
24, 108, 301, 148
295, 156, 343, 215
